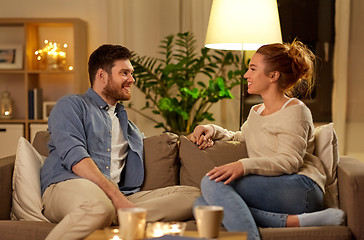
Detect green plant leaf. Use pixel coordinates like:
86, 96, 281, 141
130, 31, 244, 134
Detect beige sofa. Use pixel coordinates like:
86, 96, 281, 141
0, 130, 363, 240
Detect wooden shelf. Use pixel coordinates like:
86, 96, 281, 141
0, 18, 88, 141
27, 70, 75, 74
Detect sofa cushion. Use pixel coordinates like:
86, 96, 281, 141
0, 220, 56, 240
141, 132, 180, 191
179, 136, 247, 188
11, 137, 49, 222
313, 123, 339, 208
0, 155, 15, 220
32, 131, 50, 157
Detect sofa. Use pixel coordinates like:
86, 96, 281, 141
0, 127, 363, 240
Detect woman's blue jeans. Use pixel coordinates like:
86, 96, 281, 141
194, 174, 324, 240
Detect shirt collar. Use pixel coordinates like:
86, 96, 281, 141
85, 88, 125, 111
116, 102, 125, 112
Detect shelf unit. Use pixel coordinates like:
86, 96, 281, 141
0, 18, 88, 142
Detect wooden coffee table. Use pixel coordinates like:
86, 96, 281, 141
85, 229, 247, 240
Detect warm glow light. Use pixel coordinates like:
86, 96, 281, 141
34, 40, 68, 70
35, 41, 67, 59
170, 223, 182, 234
205, 0, 282, 51
146, 222, 186, 238
68, 66, 74, 71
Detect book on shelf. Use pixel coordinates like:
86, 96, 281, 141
28, 88, 43, 120
28, 90, 34, 120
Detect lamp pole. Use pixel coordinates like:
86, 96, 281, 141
204, 0, 282, 129
239, 50, 246, 128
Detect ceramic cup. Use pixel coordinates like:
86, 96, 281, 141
118, 208, 147, 240
194, 205, 224, 239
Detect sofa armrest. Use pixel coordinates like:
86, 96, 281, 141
337, 156, 364, 240
0, 155, 15, 220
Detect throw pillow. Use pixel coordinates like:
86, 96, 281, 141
32, 131, 50, 157
313, 123, 339, 208
11, 137, 49, 222
141, 132, 180, 191
179, 136, 248, 188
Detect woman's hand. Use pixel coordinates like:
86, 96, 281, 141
207, 161, 245, 184
188, 125, 215, 149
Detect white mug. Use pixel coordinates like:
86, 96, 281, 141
194, 205, 224, 238
118, 208, 147, 240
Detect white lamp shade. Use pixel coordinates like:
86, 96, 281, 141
205, 0, 282, 50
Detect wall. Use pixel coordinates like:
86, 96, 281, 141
333, 0, 364, 162
0, 0, 230, 139
0, 0, 363, 160
346, 0, 364, 160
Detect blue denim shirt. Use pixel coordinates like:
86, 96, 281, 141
40, 88, 144, 196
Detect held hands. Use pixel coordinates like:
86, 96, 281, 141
188, 125, 215, 150
207, 161, 245, 185
189, 125, 245, 184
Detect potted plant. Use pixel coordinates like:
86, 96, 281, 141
129, 32, 243, 135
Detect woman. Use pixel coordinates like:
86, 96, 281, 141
189, 40, 344, 240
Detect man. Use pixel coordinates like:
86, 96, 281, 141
40, 44, 200, 240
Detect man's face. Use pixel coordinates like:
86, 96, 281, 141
102, 59, 135, 103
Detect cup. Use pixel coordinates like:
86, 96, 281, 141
118, 208, 147, 240
194, 206, 224, 239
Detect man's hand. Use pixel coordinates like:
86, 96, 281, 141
188, 125, 215, 149
111, 194, 136, 210
206, 161, 245, 184
72, 157, 136, 210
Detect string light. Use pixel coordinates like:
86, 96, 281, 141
35, 40, 70, 70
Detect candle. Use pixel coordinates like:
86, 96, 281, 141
104, 227, 121, 240
169, 223, 182, 234
146, 222, 186, 238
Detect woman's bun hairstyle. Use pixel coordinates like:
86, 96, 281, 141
256, 39, 316, 97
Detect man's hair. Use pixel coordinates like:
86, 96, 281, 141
88, 44, 132, 86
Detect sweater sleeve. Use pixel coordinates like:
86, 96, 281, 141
210, 124, 245, 143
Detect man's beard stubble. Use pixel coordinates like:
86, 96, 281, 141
102, 76, 131, 102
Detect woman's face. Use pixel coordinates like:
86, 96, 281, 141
243, 53, 272, 95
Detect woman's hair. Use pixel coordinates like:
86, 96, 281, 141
88, 44, 132, 87
256, 40, 316, 97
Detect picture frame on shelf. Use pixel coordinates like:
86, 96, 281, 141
42, 101, 56, 120
0, 44, 23, 69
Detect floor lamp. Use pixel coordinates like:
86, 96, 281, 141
205, 0, 282, 128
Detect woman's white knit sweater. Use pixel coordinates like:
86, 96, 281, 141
211, 103, 326, 192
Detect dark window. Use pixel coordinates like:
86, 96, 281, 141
243, 0, 335, 122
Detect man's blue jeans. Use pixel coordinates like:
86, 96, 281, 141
194, 174, 324, 240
